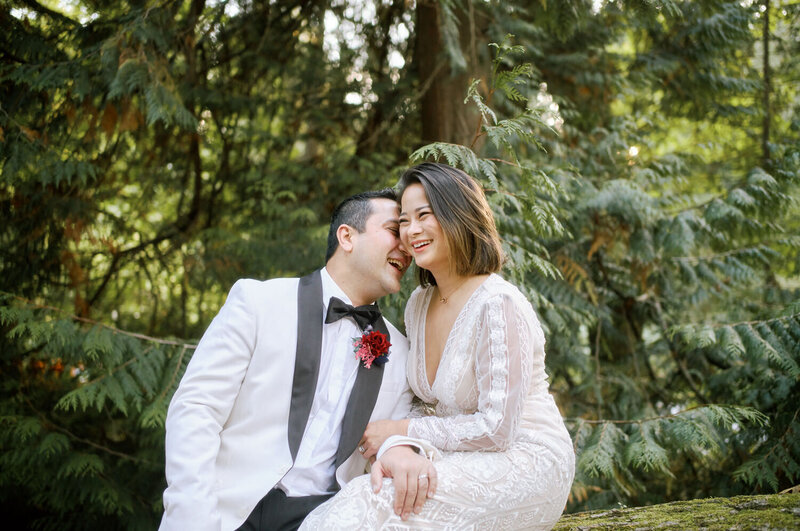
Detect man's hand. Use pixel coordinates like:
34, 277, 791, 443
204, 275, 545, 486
370, 445, 437, 521
360, 419, 409, 460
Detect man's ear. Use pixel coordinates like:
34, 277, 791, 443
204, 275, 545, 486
336, 224, 355, 253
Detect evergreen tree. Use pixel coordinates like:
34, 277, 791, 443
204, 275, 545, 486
416, 0, 800, 510
1, 0, 798, 528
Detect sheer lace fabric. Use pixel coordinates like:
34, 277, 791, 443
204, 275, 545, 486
301, 275, 574, 530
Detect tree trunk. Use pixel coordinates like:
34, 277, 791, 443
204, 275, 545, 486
762, 0, 770, 167
415, 0, 487, 147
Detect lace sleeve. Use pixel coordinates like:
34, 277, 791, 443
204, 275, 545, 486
407, 292, 533, 451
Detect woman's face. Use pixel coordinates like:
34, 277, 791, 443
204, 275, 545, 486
399, 183, 448, 273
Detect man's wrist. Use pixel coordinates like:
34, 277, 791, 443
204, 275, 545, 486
399, 418, 410, 436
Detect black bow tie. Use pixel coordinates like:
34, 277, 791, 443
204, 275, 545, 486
325, 297, 382, 331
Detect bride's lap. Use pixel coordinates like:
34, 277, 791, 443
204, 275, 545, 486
300, 444, 572, 531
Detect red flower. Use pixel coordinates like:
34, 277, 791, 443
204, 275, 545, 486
353, 328, 391, 369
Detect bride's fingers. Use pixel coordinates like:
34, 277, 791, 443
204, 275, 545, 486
392, 472, 408, 517
413, 475, 428, 514
427, 463, 438, 498
401, 470, 418, 520
370, 461, 386, 493
414, 463, 436, 514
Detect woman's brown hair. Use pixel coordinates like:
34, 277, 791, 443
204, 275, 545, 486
398, 162, 504, 286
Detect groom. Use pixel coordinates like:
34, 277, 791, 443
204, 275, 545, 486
160, 189, 432, 531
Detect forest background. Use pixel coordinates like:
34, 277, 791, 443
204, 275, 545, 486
1, 0, 799, 529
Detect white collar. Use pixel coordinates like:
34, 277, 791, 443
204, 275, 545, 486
321, 267, 352, 311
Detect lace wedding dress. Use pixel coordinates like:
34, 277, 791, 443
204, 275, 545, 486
301, 275, 574, 530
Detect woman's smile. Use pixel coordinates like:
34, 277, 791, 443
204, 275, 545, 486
399, 183, 447, 272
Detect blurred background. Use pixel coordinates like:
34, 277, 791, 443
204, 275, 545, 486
1, 0, 798, 528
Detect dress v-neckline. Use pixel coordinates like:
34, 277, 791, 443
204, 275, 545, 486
419, 275, 494, 392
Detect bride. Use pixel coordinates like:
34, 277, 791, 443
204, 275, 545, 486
301, 162, 574, 530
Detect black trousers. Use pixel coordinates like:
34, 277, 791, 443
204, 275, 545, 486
236, 488, 333, 531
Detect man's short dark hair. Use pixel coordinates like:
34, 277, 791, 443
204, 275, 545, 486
325, 188, 397, 262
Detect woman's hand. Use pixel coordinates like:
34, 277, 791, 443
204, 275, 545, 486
370, 445, 437, 521
359, 419, 410, 460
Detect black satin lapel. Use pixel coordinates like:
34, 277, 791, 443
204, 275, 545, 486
287, 270, 323, 461
334, 316, 388, 468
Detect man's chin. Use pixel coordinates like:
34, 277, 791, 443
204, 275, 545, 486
386, 264, 406, 280
382, 277, 403, 295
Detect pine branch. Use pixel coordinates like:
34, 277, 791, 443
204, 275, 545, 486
564, 404, 761, 426
156, 345, 190, 402
594, 320, 603, 419
1, 291, 198, 349
672, 238, 798, 263
82, 346, 154, 387
22, 396, 157, 466
653, 299, 711, 403
675, 310, 800, 331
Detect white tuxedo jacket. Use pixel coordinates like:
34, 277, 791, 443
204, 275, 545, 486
160, 275, 412, 531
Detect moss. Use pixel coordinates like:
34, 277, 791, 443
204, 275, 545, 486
554, 494, 800, 530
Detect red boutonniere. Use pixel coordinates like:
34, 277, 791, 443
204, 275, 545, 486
353, 326, 391, 369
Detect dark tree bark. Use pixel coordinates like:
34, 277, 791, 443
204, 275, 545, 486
762, 0, 771, 167
415, 0, 487, 147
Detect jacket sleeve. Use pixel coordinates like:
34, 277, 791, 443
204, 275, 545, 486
160, 280, 258, 531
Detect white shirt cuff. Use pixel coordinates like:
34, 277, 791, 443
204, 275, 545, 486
376, 434, 442, 461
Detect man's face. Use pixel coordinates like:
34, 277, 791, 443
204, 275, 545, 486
348, 198, 411, 301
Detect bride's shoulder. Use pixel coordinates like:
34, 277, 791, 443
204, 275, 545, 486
478, 274, 524, 300
476, 274, 536, 312
477, 275, 545, 338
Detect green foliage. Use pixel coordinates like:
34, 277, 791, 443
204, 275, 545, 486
1, 0, 799, 527
0, 293, 181, 529
409, 0, 800, 512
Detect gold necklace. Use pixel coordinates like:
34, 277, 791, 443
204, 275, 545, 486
437, 278, 469, 304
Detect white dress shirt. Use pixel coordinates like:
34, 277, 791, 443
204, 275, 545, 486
161, 272, 413, 531
278, 268, 363, 496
